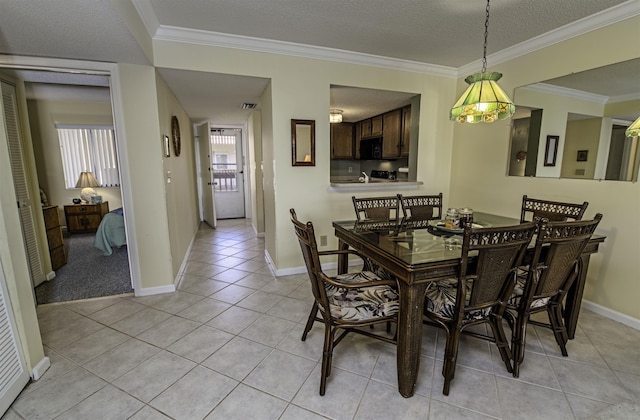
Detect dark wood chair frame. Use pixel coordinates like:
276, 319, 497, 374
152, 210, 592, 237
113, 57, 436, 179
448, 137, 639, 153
520, 195, 588, 223
398, 193, 443, 221
505, 214, 602, 377
423, 220, 538, 395
290, 209, 398, 395
352, 195, 400, 221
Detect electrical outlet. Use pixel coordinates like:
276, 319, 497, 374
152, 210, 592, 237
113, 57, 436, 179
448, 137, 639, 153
320, 235, 327, 246
348, 167, 353, 173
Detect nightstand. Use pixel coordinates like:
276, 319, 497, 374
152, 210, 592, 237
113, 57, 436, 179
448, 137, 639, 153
43, 205, 66, 270
64, 202, 109, 234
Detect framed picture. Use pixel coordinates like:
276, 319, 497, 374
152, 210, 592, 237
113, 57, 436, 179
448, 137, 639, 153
577, 150, 588, 162
163, 135, 170, 157
544, 135, 559, 167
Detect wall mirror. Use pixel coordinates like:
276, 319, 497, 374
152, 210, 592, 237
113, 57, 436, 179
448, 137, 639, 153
507, 58, 640, 182
291, 119, 315, 166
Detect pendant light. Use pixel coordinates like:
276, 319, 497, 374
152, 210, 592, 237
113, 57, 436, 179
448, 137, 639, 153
625, 116, 640, 137
450, 0, 515, 124
329, 109, 343, 123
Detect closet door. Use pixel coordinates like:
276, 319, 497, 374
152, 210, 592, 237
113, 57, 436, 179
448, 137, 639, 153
1, 80, 45, 286
0, 259, 29, 414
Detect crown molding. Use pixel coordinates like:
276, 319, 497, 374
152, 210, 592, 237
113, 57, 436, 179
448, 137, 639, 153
523, 83, 609, 103
457, 0, 640, 77
141, 0, 639, 79
154, 26, 457, 78
132, 0, 160, 37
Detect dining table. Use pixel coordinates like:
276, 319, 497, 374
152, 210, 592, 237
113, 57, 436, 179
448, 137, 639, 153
332, 212, 605, 397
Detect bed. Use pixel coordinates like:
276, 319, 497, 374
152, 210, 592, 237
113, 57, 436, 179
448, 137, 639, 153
94, 207, 126, 256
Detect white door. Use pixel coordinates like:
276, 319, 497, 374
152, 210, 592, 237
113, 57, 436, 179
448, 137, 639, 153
197, 123, 216, 228
211, 128, 245, 219
0, 259, 30, 415
1, 80, 45, 287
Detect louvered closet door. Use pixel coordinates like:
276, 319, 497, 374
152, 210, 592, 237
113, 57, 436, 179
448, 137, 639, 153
1, 81, 45, 286
0, 259, 29, 415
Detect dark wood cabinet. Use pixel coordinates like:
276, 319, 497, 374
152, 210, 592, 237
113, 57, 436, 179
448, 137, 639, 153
371, 115, 383, 137
382, 109, 402, 158
360, 119, 372, 139
43, 206, 66, 270
64, 202, 109, 234
401, 106, 411, 157
331, 123, 355, 159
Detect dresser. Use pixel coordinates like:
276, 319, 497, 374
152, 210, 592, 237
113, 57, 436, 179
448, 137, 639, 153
42, 205, 66, 270
64, 202, 109, 234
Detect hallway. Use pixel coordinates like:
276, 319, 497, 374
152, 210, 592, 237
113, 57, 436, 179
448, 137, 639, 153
5, 219, 640, 419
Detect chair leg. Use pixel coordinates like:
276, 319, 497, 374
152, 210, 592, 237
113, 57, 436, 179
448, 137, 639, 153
302, 302, 318, 341
320, 322, 335, 396
442, 328, 461, 396
511, 310, 530, 378
548, 303, 569, 356
488, 315, 513, 374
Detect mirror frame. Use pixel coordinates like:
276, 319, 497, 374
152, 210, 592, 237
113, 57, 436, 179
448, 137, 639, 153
291, 119, 315, 166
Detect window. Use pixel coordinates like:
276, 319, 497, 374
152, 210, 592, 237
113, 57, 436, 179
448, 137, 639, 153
56, 125, 120, 188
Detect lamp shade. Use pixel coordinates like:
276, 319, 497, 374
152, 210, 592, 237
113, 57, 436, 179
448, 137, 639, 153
626, 116, 640, 137
450, 72, 516, 123
75, 172, 100, 188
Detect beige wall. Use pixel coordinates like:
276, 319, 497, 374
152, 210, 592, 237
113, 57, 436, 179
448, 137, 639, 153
155, 73, 200, 280
560, 118, 601, 179
450, 15, 640, 320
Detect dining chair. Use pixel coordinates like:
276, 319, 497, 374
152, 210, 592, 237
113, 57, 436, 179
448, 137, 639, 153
506, 214, 602, 377
398, 193, 443, 220
352, 195, 400, 221
290, 209, 399, 395
423, 220, 538, 395
520, 195, 588, 223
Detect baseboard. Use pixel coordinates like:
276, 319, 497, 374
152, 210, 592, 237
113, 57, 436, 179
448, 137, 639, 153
136, 284, 176, 297
272, 259, 359, 277
31, 356, 50, 381
582, 299, 640, 331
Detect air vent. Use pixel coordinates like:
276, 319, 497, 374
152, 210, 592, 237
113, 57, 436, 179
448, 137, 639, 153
241, 103, 257, 109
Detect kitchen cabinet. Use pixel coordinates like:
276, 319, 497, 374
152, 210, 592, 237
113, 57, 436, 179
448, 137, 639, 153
371, 115, 383, 137
331, 123, 355, 159
382, 109, 402, 158
401, 106, 411, 157
64, 202, 109, 234
360, 119, 372, 139
43, 205, 66, 270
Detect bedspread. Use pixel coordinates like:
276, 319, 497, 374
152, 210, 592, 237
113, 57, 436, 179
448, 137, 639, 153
94, 211, 126, 255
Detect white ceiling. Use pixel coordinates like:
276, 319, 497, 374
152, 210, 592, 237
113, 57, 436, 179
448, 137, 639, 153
0, 0, 637, 124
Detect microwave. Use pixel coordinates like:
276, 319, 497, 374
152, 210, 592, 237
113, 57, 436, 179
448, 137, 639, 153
360, 138, 383, 160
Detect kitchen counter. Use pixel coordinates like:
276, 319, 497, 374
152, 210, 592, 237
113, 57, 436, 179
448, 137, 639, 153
329, 179, 423, 192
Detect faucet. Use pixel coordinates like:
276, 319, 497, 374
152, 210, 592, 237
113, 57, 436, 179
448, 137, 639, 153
361, 171, 369, 183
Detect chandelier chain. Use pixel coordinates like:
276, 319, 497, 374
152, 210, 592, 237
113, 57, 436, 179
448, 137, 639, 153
482, 0, 490, 74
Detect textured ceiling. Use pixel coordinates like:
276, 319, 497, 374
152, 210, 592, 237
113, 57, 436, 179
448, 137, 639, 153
0, 0, 637, 123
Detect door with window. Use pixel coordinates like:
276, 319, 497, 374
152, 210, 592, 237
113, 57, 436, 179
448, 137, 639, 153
211, 128, 245, 219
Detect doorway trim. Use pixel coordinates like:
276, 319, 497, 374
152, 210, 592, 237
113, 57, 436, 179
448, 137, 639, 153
0, 55, 141, 296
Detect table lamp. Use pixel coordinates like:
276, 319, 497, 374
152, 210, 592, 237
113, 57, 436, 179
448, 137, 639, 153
75, 171, 100, 203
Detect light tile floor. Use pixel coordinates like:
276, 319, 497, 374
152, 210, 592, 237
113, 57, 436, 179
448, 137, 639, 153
5, 219, 640, 419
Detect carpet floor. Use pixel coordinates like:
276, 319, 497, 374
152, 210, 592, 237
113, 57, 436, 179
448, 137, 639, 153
35, 233, 132, 304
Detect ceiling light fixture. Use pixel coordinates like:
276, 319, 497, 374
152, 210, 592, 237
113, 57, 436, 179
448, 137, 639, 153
625, 116, 640, 137
329, 109, 343, 123
450, 0, 515, 124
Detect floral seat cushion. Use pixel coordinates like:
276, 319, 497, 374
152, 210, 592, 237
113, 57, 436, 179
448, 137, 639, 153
507, 275, 549, 309
324, 271, 399, 321
424, 278, 491, 321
